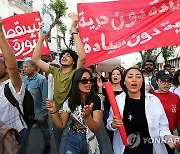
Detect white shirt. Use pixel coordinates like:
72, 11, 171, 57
170, 85, 180, 97
0, 79, 26, 132
107, 92, 171, 154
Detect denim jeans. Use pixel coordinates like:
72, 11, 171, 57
65, 129, 88, 154
38, 115, 51, 146
52, 124, 63, 152
19, 128, 29, 154
59, 124, 70, 154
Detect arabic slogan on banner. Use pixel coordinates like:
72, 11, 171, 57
0, 12, 50, 59
78, 0, 180, 66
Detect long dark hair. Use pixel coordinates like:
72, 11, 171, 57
68, 68, 96, 112
121, 67, 145, 100
110, 67, 124, 86
173, 69, 180, 87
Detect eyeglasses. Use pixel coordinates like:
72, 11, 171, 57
159, 80, 172, 85
79, 78, 94, 84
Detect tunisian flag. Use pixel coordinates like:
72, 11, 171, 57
0, 12, 50, 59
78, 0, 180, 66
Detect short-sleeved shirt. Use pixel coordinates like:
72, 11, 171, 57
151, 91, 180, 131
63, 95, 102, 133
0, 79, 26, 132
48, 66, 75, 110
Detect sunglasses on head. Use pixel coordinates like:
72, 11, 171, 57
79, 78, 94, 84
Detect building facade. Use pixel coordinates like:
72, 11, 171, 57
167, 46, 180, 70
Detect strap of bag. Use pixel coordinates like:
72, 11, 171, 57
4, 83, 26, 122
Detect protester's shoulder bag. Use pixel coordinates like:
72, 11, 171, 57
0, 120, 21, 154
4, 83, 36, 125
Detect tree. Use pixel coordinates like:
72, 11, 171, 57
47, 0, 74, 49
139, 46, 175, 67
139, 49, 155, 62
161, 46, 175, 64
139, 48, 158, 68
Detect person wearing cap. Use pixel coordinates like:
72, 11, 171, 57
151, 70, 180, 154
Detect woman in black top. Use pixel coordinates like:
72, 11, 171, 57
107, 67, 180, 154
46, 68, 102, 154
103, 67, 124, 144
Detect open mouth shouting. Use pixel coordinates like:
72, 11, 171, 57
131, 83, 137, 89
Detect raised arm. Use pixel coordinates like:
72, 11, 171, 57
69, 13, 86, 68
0, 17, 21, 92
32, 25, 50, 73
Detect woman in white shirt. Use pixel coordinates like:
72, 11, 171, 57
107, 67, 180, 154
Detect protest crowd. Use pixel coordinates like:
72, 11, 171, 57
0, 1, 180, 154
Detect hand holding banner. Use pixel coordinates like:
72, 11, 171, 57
104, 81, 128, 146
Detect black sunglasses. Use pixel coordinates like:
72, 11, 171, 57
79, 78, 94, 84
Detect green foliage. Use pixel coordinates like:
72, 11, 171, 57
136, 62, 142, 68
142, 49, 156, 61
49, 0, 71, 48
139, 46, 175, 66
161, 46, 175, 63
139, 49, 156, 65
56, 20, 67, 35
49, 0, 68, 17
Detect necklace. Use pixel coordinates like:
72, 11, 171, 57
128, 114, 133, 121
128, 98, 141, 121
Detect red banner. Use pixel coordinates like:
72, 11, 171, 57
0, 12, 50, 59
78, 0, 180, 66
